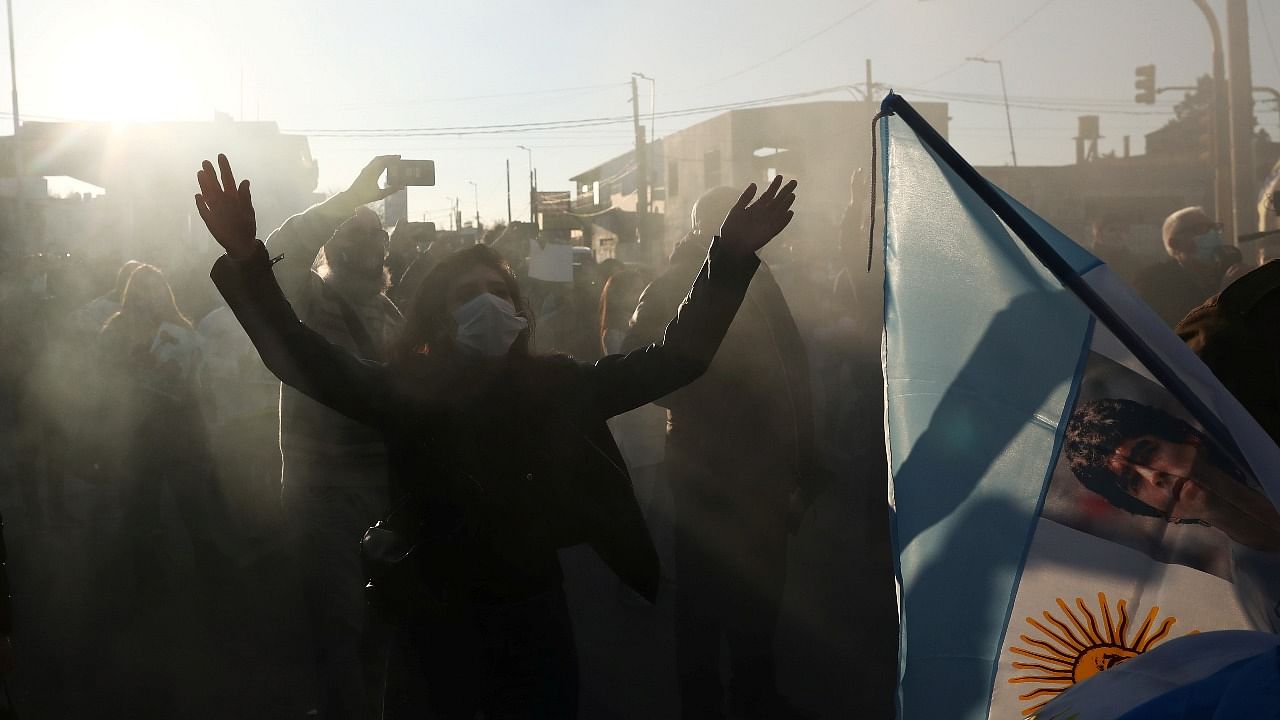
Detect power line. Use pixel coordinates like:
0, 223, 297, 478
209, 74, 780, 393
697, 0, 880, 88
972, 0, 1060, 57
896, 88, 1173, 116
322, 82, 628, 111
894, 86, 1177, 112
913, 0, 1060, 88
283, 86, 854, 137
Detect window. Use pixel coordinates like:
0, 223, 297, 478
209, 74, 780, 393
668, 161, 679, 197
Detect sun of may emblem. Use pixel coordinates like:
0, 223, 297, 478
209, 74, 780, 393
1007, 592, 1187, 716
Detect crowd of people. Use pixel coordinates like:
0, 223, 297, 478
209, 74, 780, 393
0, 143, 1275, 719
0, 154, 892, 719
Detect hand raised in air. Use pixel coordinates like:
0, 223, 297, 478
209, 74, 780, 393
717, 175, 798, 258
195, 154, 257, 260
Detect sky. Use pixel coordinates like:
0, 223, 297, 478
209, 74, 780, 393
9, 0, 1280, 228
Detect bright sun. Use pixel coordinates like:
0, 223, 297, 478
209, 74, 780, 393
47, 18, 209, 123
1008, 593, 1189, 718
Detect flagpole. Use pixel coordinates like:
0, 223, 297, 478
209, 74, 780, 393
879, 92, 1249, 470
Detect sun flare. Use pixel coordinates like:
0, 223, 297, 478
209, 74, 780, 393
46, 18, 210, 123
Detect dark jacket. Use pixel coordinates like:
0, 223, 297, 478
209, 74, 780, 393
1135, 260, 1217, 328
212, 239, 760, 603
1177, 261, 1280, 444
624, 236, 819, 498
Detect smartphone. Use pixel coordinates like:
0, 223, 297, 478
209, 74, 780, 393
386, 160, 436, 187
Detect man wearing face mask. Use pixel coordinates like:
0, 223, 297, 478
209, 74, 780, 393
265, 155, 404, 720
1134, 207, 1226, 327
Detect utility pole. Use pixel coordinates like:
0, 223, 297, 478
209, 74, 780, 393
506, 159, 512, 224
866, 58, 874, 104
1226, 0, 1254, 236
1193, 0, 1234, 242
468, 180, 480, 230
968, 56, 1018, 166
517, 145, 534, 224
633, 72, 656, 143
630, 74, 650, 260
6, 0, 22, 252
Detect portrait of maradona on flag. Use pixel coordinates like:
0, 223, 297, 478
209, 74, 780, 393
987, 341, 1280, 719
1045, 350, 1280, 580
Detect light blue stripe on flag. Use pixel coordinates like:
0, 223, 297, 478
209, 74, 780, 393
993, 185, 1103, 278
882, 114, 1092, 719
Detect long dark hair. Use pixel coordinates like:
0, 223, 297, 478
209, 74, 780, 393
102, 264, 193, 357
108, 260, 143, 303
390, 244, 533, 363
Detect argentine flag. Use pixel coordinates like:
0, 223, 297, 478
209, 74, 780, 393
879, 94, 1280, 720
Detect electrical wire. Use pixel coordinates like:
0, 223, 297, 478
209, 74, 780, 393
894, 86, 1174, 116
971, 0, 1061, 58
322, 82, 628, 111
696, 0, 880, 88
913, 0, 1061, 88
283, 86, 855, 137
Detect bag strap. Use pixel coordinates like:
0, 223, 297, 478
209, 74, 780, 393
321, 282, 383, 361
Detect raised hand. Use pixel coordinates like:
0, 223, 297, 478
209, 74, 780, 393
345, 154, 403, 205
718, 175, 798, 258
195, 154, 257, 260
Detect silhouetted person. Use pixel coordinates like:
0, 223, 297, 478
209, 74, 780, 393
600, 270, 671, 587
624, 186, 821, 720
265, 156, 403, 720
1134, 207, 1224, 327
74, 260, 143, 336
195, 154, 797, 719
1178, 256, 1280, 447
197, 301, 283, 544
97, 265, 223, 588
387, 219, 437, 306
1089, 217, 1142, 286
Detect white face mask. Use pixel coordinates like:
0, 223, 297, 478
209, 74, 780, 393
452, 292, 528, 357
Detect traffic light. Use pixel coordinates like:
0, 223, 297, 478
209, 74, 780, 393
1198, 103, 1214, 165
1134, 64, 1157, 104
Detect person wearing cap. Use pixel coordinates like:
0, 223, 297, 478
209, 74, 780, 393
1133, 207, 1226, 327
265, 156, 404, 720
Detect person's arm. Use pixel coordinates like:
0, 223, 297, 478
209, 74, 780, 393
266, 155, 402, 300
583, 176, 797, 419
211, 242, 402, 430
197, 155, 407, 431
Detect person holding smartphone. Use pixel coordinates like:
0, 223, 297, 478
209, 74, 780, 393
195, 154, 797, 718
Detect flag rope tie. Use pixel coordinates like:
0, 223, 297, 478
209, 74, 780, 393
868, 107, 894, 272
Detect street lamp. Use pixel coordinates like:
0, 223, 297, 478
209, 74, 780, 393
516, 144, 534, 223
967, 56, 1018, 167
467, 180, 480, 230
